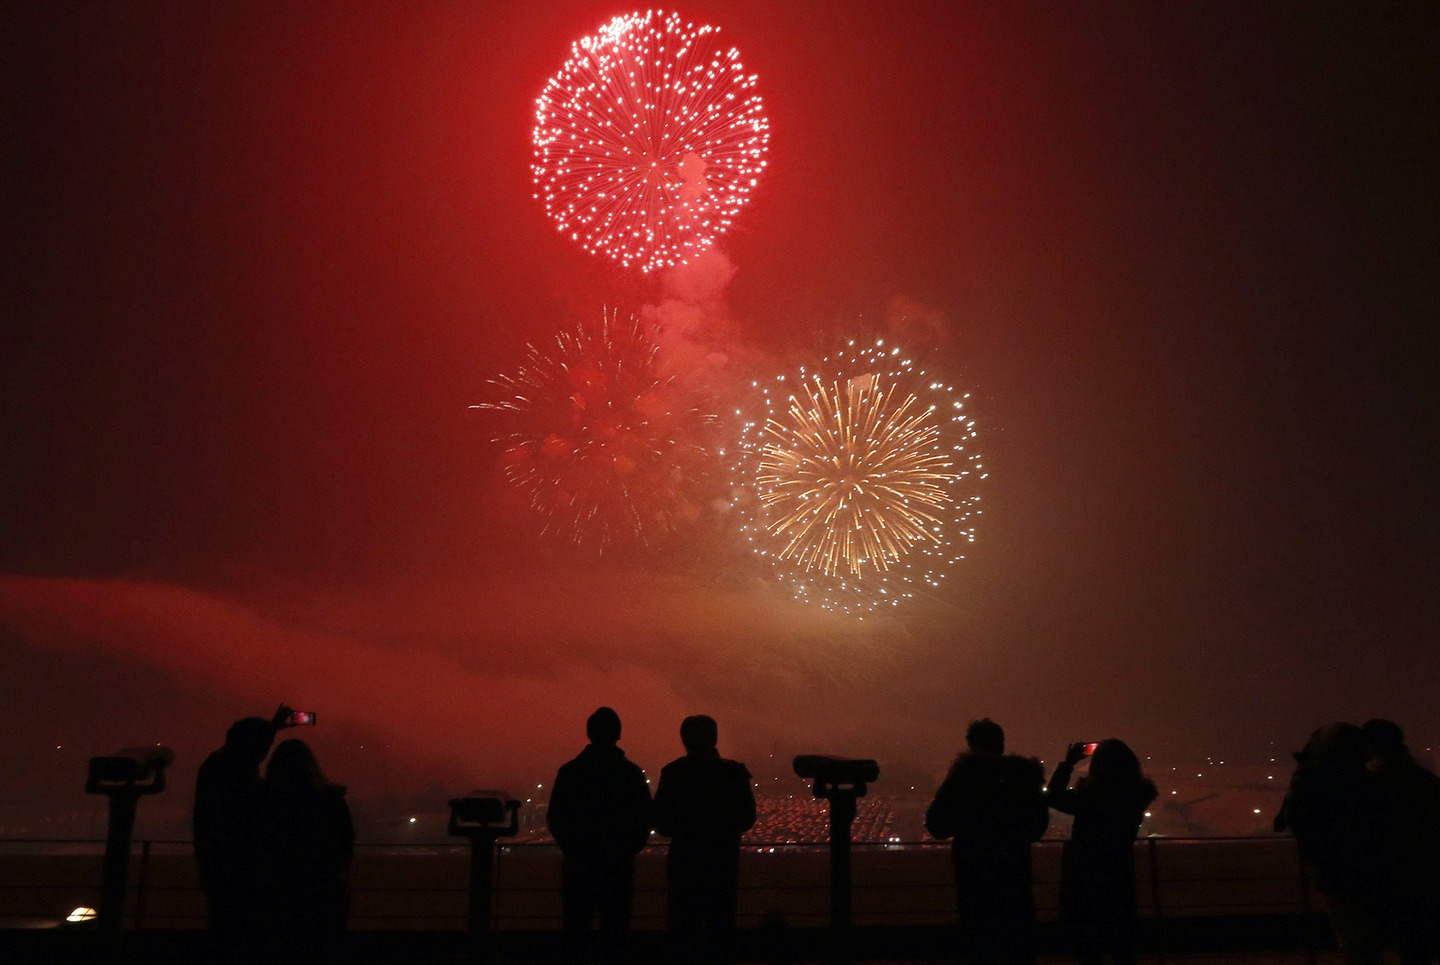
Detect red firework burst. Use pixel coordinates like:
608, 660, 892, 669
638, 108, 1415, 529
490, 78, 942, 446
474, 312, 713, 549
532, 10, 770, 273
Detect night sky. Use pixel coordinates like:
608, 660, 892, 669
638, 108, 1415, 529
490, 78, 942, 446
4, 2, 1437, 834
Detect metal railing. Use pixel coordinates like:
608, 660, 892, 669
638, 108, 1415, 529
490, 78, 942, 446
0, 835, 1320, 939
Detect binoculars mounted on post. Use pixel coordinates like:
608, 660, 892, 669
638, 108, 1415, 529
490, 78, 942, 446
86, 747, 174, 796
793, 755, 880, 795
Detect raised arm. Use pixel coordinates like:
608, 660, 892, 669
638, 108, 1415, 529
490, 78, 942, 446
1045, 743, 1087, 816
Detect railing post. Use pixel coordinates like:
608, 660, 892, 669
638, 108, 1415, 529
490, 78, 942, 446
1147, 837, 1164, 965
491, 842, 503, 937
133, 839, 152, 931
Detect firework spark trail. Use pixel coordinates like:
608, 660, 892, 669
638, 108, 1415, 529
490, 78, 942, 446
760, 378, 956, 577
533, 11, 770, 273
740, 340, 984, 615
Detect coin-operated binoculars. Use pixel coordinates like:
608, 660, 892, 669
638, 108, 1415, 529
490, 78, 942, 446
85, 747, 174, 952
794, 755, 880, 965
448, 793, 521, 964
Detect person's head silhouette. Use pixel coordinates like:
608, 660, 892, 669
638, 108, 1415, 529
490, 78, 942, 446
680, 714, 718, 754
224, 717, 275, 768
1362, 718, 1407, 760
1090, 739, 1142, 784
1302, 722, 1367, 769
267, 738, 328, 792
587, 706, 622, 746
966, 718, 1004, 755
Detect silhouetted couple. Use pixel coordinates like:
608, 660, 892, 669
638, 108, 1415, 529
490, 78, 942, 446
192, 707, 353, 964
927, 719, 1155, 965
547, 707, 755, 965
1277, 719, 1440, 965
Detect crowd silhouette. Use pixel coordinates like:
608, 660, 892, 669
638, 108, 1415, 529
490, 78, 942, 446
189, 709, 1439, 965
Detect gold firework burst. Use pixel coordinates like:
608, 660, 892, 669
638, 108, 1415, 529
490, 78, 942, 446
739, 339, 983, 615
758, 373, 957, 578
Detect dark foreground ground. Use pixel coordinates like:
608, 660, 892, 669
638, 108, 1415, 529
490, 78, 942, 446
0, 915, 1343, 965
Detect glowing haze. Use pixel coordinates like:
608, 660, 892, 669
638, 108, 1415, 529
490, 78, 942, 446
5, 2, 1436, 838
532, 10, 770, 273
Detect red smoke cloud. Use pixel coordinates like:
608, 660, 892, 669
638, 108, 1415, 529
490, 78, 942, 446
0, 575, 692, 787
0, 569, 943, 796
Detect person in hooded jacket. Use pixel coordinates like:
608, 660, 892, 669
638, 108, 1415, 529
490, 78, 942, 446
926, 718, 1049, 965
1046, 740, 1158, 965
652, 714, 757, 965
547, 707, 653, 965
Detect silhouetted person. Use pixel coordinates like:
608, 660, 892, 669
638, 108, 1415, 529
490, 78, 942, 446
260, 739, 354, 965
652, 715, 757, 965
547, 707, 653, 965
926, 718, 1049, 965
1364, 719, 1440, 965
194, 709, 287, 962
1046, 740, 1158, 965
1278, 723, 1392, 965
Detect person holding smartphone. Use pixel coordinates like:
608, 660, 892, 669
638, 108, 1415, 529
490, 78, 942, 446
1045, 740, 1158, 965
193, 704, 299, 962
